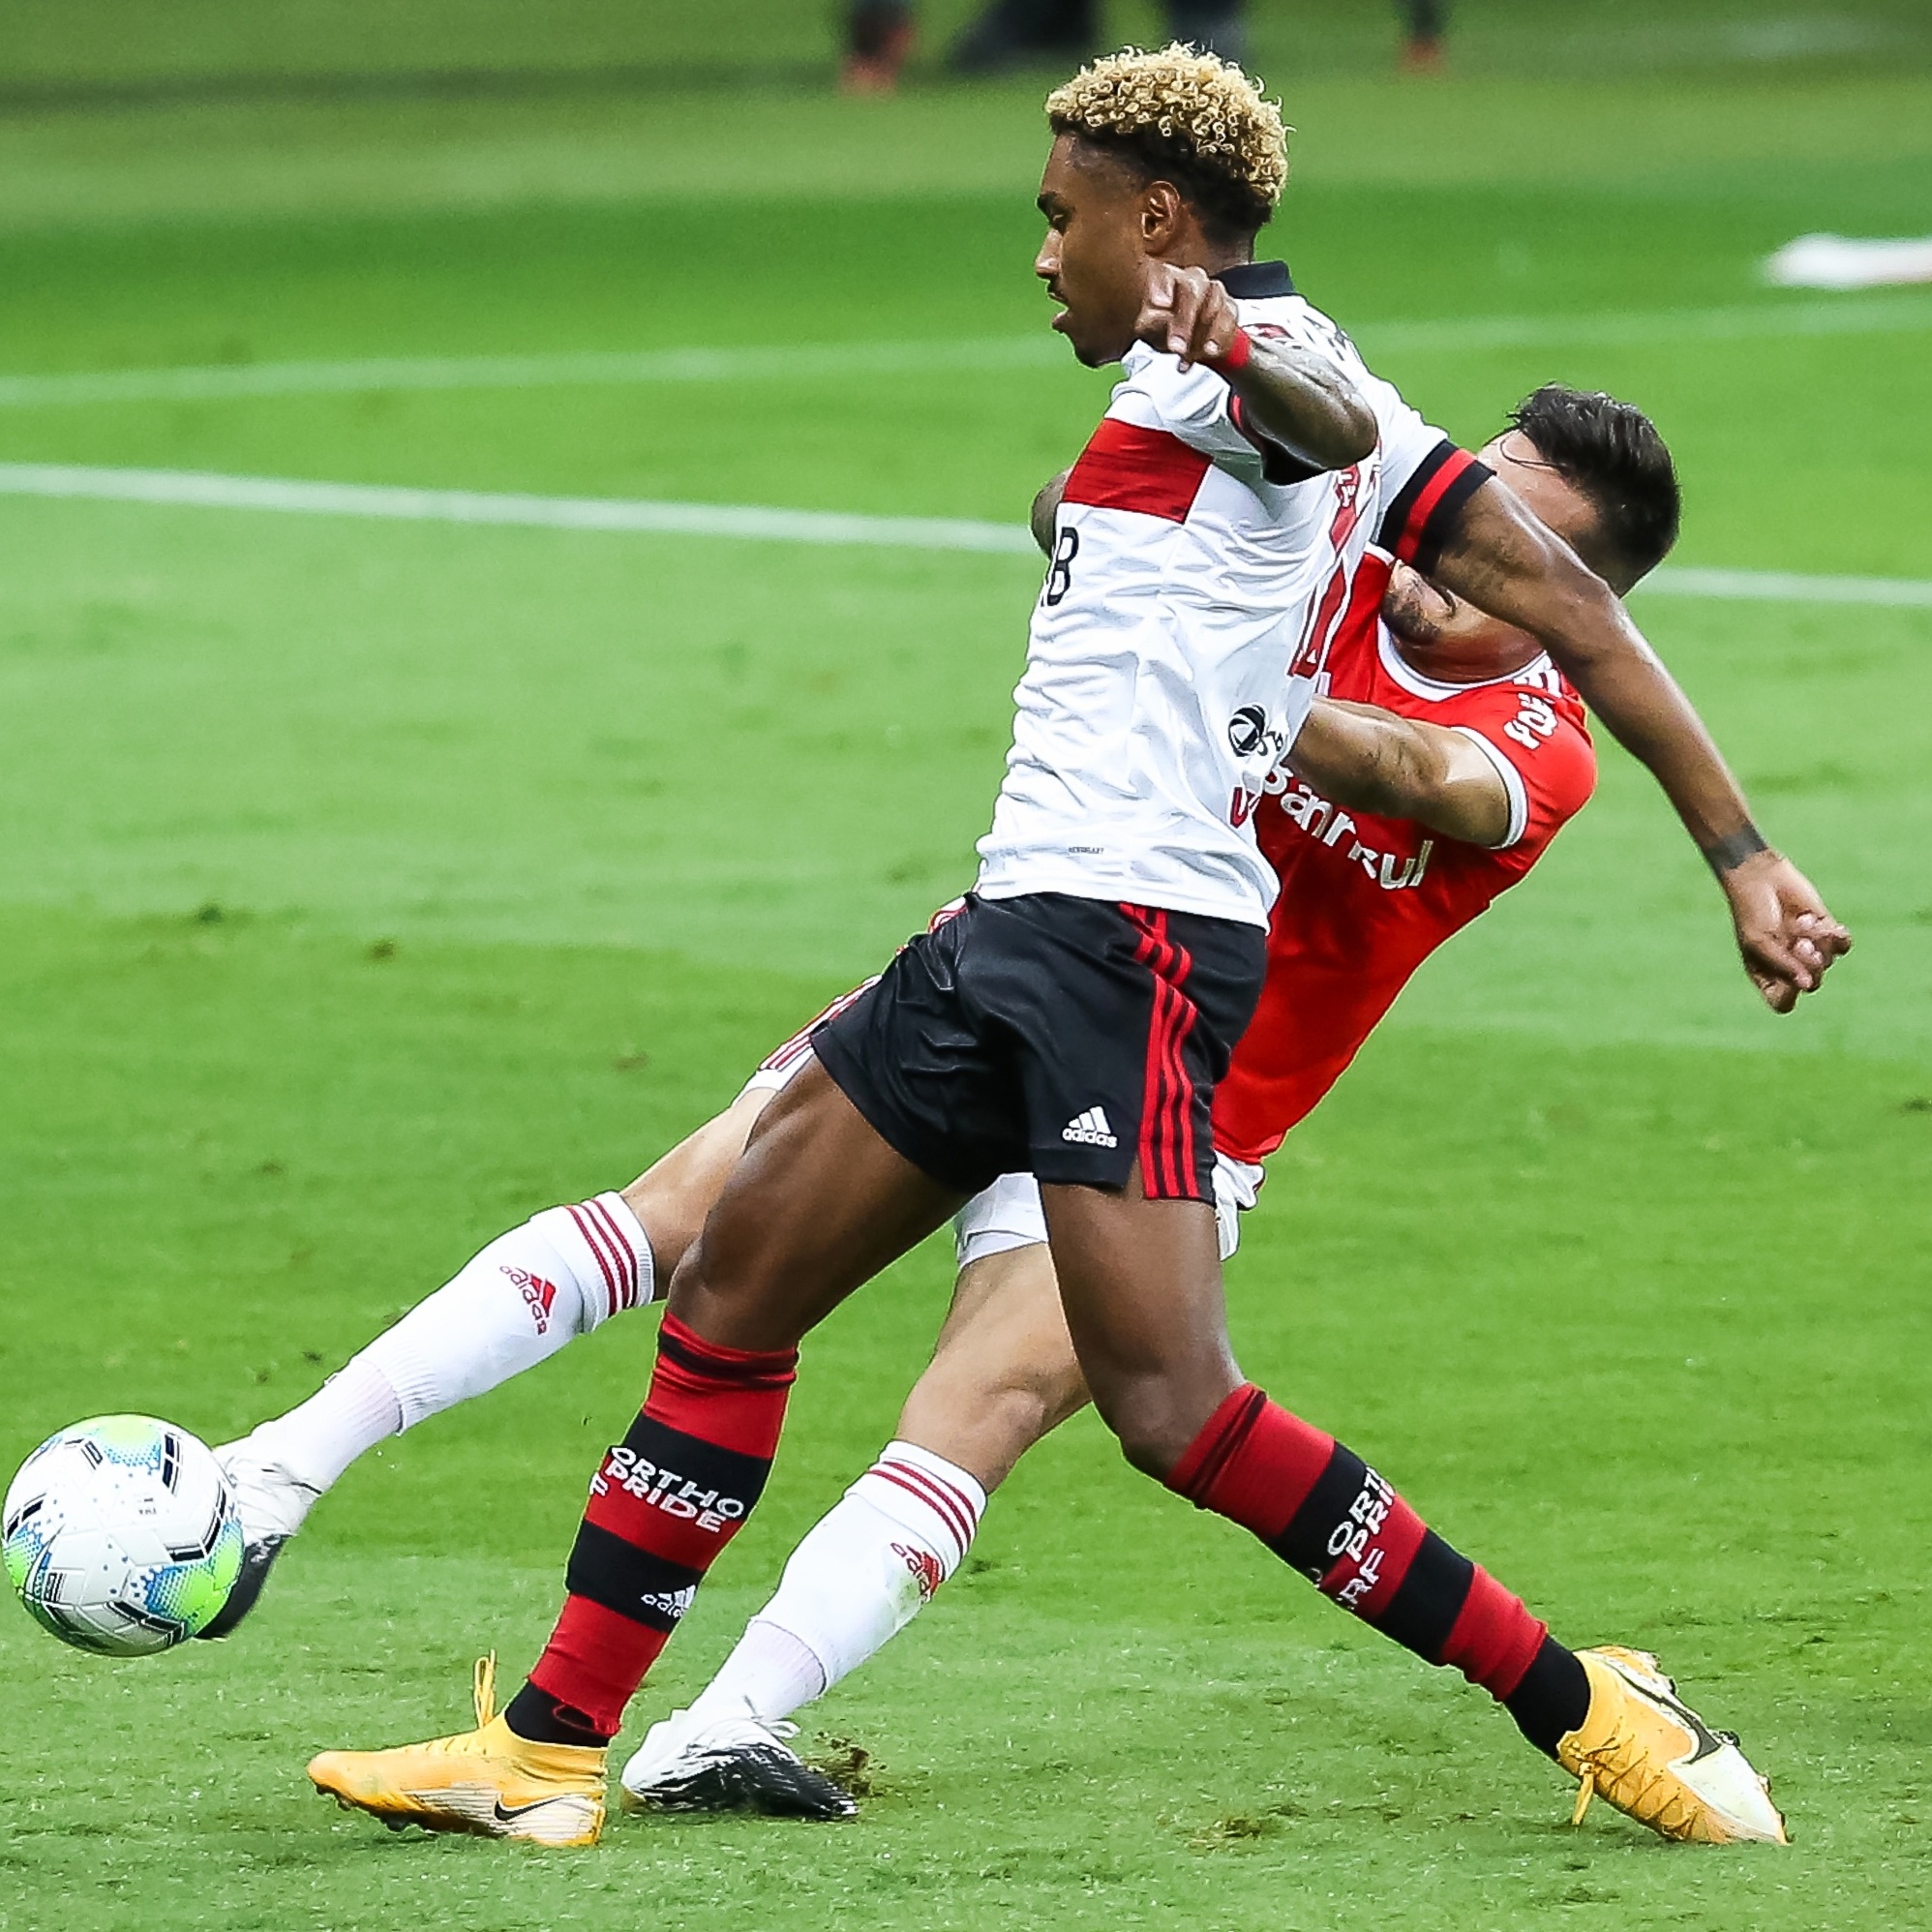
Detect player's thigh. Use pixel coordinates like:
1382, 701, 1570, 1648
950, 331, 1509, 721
621, 1083, 777, 1280
668, 1058, 964, 1352
897, 1234, 1091, 1492
1040, 1172, 1242, 1479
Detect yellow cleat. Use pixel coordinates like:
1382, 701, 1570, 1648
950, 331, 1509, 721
1557, 1645, 1789, 1846
308, 1655, 606, 1848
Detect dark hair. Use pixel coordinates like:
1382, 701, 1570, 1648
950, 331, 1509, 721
1506, 385, 1680, 590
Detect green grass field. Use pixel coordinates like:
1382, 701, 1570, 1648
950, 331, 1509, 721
3, 9, 1931, 1926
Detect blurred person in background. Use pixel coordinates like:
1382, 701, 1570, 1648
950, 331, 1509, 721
1399, 0, 1447, 72
845, 2, 919, 88
846, 3, 1447, 90
948, 0, 1248, 73
844, 2, 1247, 90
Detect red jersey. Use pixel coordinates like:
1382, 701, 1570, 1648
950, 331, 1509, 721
1210, 553, 1597, 1164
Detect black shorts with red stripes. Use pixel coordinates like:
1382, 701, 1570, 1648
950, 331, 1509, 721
810, 892, 1265, 1200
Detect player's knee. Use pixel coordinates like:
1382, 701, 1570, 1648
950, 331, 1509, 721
1096, 1396, 1186, 1480
1091, 1376, 1225, 1482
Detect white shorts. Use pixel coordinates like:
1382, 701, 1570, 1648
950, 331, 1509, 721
742, 1033, 1264, 1270
952, 1155, 1262, 1271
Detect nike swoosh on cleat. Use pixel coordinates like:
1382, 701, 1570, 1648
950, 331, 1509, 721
491, 1796, 584, 1826
1615, 1666, 1731, 1764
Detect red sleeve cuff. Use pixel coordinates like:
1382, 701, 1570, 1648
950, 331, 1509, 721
1376, 440, 1493, 572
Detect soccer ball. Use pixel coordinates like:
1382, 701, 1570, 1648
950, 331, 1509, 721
3, 1416, 244, 1655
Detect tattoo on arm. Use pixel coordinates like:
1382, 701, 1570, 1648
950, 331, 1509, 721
1226, 338, 1376, 474
1701, 824, 1769, 877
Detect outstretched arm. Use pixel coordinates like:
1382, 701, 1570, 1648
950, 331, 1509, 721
1428, 479, 1851, 1011
1288, 699, 1511, 847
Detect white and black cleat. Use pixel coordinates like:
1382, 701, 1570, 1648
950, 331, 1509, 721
619, 1702, 858, 1820
196, 1532, 289, 1640
196, 1437, 319, 1639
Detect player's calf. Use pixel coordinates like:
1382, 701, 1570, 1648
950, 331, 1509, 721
503, 1314, 799, 1748
1168, 1384, 1597, 1763
203, 1192, 656, 1638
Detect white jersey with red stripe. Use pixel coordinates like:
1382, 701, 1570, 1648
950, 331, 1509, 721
973, 261, 1467, 929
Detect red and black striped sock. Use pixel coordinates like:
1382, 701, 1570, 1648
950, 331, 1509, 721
1168, 1384, 1590, 1757
504, 1313, 798, 1746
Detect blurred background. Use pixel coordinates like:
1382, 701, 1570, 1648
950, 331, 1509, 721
2, 5, 1928, 1927
6, 0, 1932, 98
2, 0, 1926, 1027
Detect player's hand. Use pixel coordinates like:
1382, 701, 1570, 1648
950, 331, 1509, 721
1133, 262, 1242, 371
1719, 850, 1852, 1013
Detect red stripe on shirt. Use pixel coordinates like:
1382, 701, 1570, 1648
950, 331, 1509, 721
1063, 418, 1212, 524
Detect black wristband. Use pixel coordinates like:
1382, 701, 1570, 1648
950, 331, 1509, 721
1702, 824, 1769, 877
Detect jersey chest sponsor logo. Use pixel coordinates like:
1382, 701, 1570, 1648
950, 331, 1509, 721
1274, 779, 1433, 891
1502, 690, 1562, 751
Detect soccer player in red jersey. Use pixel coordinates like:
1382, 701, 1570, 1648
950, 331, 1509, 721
298, 49, 1841, 1848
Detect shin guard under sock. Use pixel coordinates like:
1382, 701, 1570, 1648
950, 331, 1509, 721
511, 1313, 797, 1744
1169, 1384, 1585, 1754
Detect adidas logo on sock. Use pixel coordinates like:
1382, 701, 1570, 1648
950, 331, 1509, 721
1061, 1106, 1118, 1148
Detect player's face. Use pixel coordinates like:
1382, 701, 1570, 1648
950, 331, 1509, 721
1483, 430, 1602, 561
1036, 136, 1153, 367
1381, 433, 1601, 684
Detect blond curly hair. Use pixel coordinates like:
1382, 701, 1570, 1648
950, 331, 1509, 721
1044, 44, 1288, 239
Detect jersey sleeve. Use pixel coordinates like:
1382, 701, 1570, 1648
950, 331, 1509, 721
1116, 303, 1373, 484
1361, 369, 1493, 574
1113, 346, 1277, 474
1445, 684, 1597, 855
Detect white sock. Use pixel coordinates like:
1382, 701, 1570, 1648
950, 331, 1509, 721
244, 1193, 654, 1497
690, 1441, 987, 1726
240, 1355, 403, 1502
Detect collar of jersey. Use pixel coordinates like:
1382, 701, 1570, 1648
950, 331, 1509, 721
1213, 260, 1295, 297
1375, 623, 1555, 702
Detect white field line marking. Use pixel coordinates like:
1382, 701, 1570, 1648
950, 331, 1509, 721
0, 338, 1065, 408
0, 462, 1041, 554
1, 292, 1929, 408
1638, 566, 1932, 608
2, 462, 1930, 608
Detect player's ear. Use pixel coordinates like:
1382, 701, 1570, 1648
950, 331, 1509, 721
1140, 180, 1185, 248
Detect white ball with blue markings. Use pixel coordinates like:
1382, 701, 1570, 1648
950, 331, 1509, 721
4, 1415, 243, 1655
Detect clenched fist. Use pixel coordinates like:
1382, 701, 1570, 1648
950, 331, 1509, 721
1133, 261, 1244, 370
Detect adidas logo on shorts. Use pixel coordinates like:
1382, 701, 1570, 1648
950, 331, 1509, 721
1062, 1106, 1118, 1148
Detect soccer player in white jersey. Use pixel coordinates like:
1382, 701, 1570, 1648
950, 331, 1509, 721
609, 387, 1787, 1843
296, 48, 1843, 1849
237, 389, 1798, 1849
